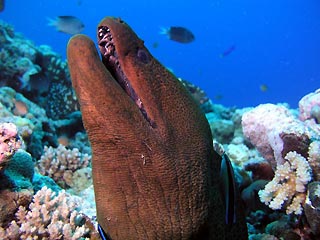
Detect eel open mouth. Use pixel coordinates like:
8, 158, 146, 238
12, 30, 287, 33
97, 26, 155, 128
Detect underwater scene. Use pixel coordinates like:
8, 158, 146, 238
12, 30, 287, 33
0, 0, 320, 239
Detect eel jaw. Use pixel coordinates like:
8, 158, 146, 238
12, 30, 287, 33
98, 26, 155, 128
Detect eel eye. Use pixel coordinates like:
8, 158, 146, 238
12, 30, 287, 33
137, 49, 150, 64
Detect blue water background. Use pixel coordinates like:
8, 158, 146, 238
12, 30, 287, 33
1, 0, 319, 108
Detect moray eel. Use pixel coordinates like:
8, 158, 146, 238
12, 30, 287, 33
67, 17, 247, 239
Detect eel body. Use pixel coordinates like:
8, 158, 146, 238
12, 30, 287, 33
67, 17, 247, 239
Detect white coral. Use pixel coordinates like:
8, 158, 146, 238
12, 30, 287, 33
308, 140, 320, 181
226, 143, 250, 167
259, 151, 312, 215
37, 144, 91, 189
0, 186, 91, 239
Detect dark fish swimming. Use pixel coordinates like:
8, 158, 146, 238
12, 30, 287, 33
160, 26, 195, 43
260, 84, 268, 92
220, 44, 236, 58
47, 16, 84, 35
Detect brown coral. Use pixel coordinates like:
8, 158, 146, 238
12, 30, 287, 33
280, 132, 310, 160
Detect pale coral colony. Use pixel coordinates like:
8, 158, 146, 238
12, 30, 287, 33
1, 19, 320, 240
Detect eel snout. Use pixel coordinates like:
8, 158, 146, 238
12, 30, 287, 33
97, 23, 153, 127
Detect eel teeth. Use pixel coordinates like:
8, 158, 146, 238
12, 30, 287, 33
97, 25, 156, 128
98, 26, 115, 58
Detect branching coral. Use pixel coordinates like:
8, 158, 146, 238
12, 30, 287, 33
36, 144, 91, 189
258, 151, 312, 215
241, 103, 319, 215
0, 186, 93, 239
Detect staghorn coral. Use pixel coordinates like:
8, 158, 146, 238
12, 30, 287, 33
37, 144, 91, 190
0, 186, 94, 239
258, 151, 312, 215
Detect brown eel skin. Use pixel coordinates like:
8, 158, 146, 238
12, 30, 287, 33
67, 17, 247, 240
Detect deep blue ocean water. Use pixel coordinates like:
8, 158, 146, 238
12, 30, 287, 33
1, 0, 319, 108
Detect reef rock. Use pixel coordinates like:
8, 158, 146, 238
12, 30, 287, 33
0, 122, 22, 171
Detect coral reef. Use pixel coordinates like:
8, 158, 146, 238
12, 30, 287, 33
4, 149, 35, 190
0, 20, 40, 91
299, 88, 320, 122
37, 144, 91, 190
0, 186, 97, 239
304, 181, 320, 236
44, 57, 79, 119
0, 85, 91, 238
179, 78, 209, 106
0, 122, 22, 170
241, 103, 318, 215
242, 103, 311, 169
240, 96, 320, 238
0, 21, 93, 237
0, 20, 79, 120
0, 86, 87, 159
259, 151, 312, 214
206, 104, 237, 143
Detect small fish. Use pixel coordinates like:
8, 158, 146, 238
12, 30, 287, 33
214, 94, 223, 100
160, 26, 195, 43
220, 44, 236, 58
260, 84, 268, 92
0, 0, 4, 12
47, 16, 84, 35
152, 42, 159, 48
